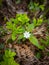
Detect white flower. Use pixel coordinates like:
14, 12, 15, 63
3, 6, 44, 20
23, 31, 31, 39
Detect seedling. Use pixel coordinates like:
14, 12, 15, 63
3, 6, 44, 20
6, 13, 44, 49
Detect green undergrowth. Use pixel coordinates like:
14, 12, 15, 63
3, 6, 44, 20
6, 13, 46, 50
0, 49, 19, 65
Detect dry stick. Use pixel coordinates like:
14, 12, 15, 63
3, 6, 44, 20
5, 0, 16, 13
45, 48, 49, 52
2, 0, 17, 20
5, 0, 17, 16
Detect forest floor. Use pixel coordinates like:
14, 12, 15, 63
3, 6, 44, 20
0, 0, 49, 65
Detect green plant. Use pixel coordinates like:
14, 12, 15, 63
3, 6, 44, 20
40, 36, 49, 46
36, 52, 42, 59
16, 0, 21, 4
28, 1, 44, 12
0, 49, 19, 65
6, 13, 44, 49
32, 17, 43, 27
6, 14, 29, 40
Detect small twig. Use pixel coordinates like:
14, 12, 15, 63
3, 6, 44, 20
6, 0, 16, 13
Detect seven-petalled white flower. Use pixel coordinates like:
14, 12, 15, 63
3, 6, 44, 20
23, 31, 31, 39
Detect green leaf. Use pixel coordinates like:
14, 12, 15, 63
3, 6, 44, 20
4, 50, 16, 58
29, 35, 44, 49
33, 18, 37, 26
0, 49, 19, 65
40, 36, 49, 46
28, 1, 34, 10
33, 18, 43, 27
36, 52, 41, 59
39, 5, 44, 11
37, 18, 43, 26
18, 34, 24, 40
16, 14, 30, 24
12, 33, 16, 41
26, 23, 34, 32
6, 22, 13, 29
